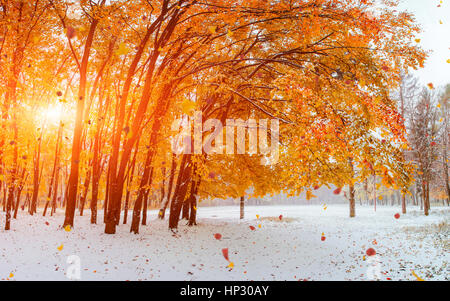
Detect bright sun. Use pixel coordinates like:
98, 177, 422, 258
41, 104, 63, 124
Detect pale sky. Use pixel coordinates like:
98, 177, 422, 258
396, 0, 450, 87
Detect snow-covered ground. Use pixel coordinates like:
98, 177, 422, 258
0, 204, 448, 281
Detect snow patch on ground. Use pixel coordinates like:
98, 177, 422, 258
0, 204, 448, 281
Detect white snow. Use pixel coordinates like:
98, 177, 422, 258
0, 204, 448, 281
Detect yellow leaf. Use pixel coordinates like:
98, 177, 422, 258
447, 59, 450, 64
427, 83, 434, 90
116, 43, 131, 56
181, 99, 196, 114
411, 270, 424, 281
256, 214, 259, 219
227, 262, 234, 269
258, 224, 261, 228
437, 103, 441, 108
9, 273, 14, 278
414, 38, 421, 43
57, 244, 64, 251
227, 29, 233, 37
64, 225, 71, 232
208, 26, 217, 34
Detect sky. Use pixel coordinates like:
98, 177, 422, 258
396, 0, 450, 87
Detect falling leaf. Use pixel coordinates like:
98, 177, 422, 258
64, 225, 71, 232
57, 244, 64, 251
279, 214, 283, 220
227, 29, 233, 37
366, 248, 376, 256
181, 99, 196, 114
213, 233, 222, 240
256, 214, 260, 219
333, 187, 342, 195
394, 213, 400, 219
427, 83, 434, 90
9, 273, 14, 278
447, 59, 450, 64
411, 270, 425, 281
116, 43, 131, 56
208, 26, 217, 34
372, 239, 377, 245
227, 262, 234, 269
66, 26, 76, 39
414, 38, 421, 43
249, 225, 255, 230
222, 248, 229, 261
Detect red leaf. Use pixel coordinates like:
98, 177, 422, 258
249, 226, 255, 231
279, 215, 283, 220
66, 26, 76, 39
214, 233, 222, 240
333, 187, 342, 195
394, 213, 400, 219
366, 248, 376, 256
321, 236, 326, 241
222, 248, 229, 261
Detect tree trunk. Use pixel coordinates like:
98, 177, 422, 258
181, 195, 190, 220
159, 154, 177, 219
188, 179, 200, 226
349, 185, 355, 217
169, 155, 191, 230
63, 17, 100, 229
240, 196, 245, 219
79, 169, 91, 216
5, 114, 18, 230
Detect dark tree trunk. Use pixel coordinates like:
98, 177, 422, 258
130, 143, 155, 234
13, 169, 27, 219
188, 177, 200, 226
79, 169, 91, 216
159, 154, 177, 219
182, 196, 190, 220
240, 196, 245, 219
169, 155, 191, 230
